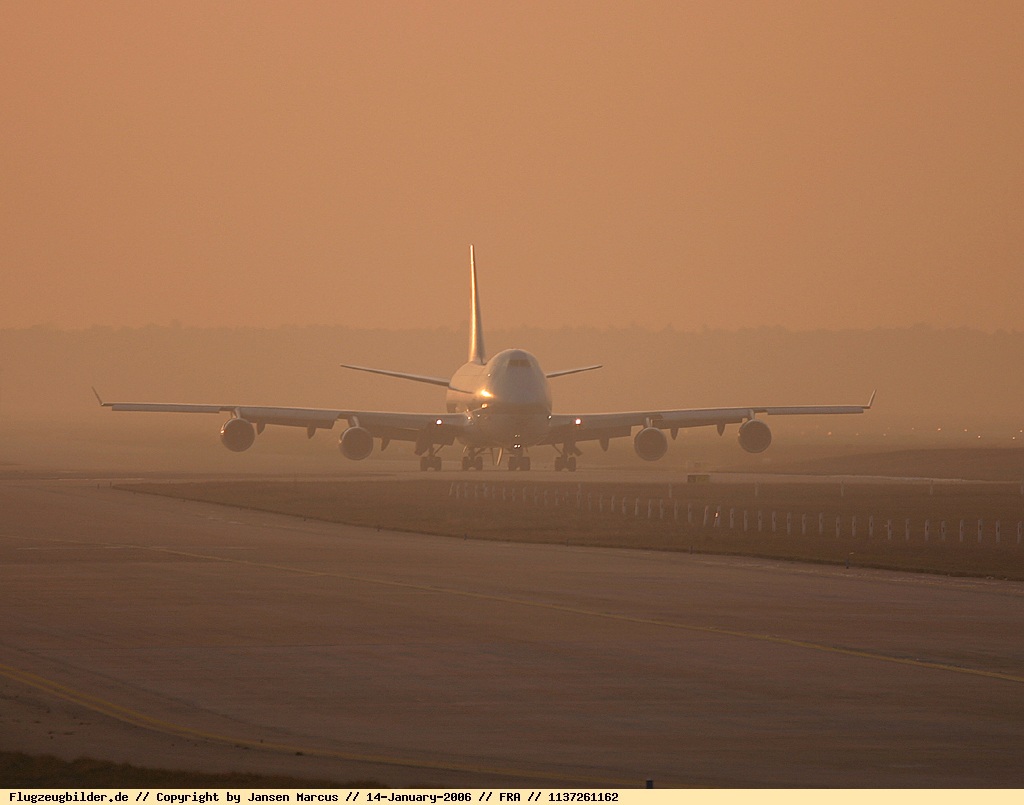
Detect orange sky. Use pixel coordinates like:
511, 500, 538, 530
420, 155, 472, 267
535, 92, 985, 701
1, 1, 1021, 331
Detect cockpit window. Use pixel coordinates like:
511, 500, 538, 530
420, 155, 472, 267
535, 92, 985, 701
509, 358, 531, 367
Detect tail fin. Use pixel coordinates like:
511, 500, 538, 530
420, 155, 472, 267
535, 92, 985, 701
468, 245, 486, 364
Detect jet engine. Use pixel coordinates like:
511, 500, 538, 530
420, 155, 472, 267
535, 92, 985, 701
220, 418, 256, 452
634, 426, 668, 461
738, 419, 772, 453
339, 426, 374, 460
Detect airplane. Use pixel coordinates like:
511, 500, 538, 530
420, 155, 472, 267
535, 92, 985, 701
96, 246, 874, 471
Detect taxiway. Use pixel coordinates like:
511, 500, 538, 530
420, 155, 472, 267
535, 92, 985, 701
2, 474, 1023, 787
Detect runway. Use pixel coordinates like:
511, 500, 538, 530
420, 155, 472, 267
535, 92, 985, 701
2, 474, 1024, 787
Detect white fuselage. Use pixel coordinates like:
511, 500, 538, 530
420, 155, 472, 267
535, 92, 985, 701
445, 348, 552, 450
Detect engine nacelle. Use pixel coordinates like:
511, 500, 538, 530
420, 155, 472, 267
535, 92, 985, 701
220, 418, 256, 452
634, 426, 668, 461
339, 426, 374, 460
738, 418, 772, 453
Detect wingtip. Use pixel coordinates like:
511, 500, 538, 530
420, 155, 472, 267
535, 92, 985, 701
92, 387, 106, 407
867, 389, 877, 409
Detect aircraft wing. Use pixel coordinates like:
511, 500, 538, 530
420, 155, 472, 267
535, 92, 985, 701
542, 392, 875, 445
94, 391, 469, 443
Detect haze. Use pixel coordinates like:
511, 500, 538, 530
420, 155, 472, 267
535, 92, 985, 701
2, 1, 1022, 332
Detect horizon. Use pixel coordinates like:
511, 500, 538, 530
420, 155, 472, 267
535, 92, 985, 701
3, 325, 1023, 440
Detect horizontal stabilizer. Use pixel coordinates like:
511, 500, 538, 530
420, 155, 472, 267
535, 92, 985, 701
546, 364, 602, 379
340, 364, 452, 388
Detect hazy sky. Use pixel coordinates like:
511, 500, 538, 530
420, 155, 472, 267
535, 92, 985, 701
2, 1, 1021, 332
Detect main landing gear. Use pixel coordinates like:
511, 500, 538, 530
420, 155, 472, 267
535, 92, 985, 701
553, 455, 577, 472
461, 450, 485, 471
419, 454, 442, 471
553, 443, 580, 472
508, 454, 531, 471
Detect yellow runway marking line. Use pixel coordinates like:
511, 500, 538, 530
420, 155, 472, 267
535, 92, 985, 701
16, 528, 1024, 687
0, 663, 633, 787
7, 530, 1023, 785
146, 544, 1024, 687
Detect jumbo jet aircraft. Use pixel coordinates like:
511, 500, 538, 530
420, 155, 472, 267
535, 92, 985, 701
97, 246, 873, 471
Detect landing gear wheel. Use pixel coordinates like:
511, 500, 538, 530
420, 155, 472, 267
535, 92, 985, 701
461, 456, 471, 471
421, 455, 442, 471
566, 456, 577, 472
554, 456, 565, 472
474, 456, 484, 471
508, 456, 520, 471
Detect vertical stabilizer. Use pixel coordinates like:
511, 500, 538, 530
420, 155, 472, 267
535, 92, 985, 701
469, 245, 486, 364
